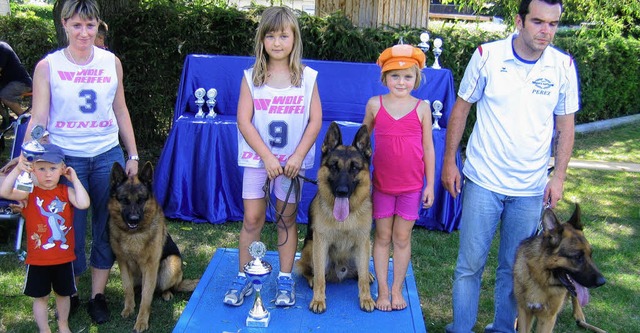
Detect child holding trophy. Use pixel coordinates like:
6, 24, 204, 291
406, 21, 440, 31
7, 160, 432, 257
225, 6, 322, 308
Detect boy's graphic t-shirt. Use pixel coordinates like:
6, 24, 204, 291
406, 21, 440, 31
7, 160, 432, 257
22, 184, 76, 266
237, 66, 317, 169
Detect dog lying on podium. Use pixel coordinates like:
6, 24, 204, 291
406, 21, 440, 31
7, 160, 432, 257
296, 122, 376, 314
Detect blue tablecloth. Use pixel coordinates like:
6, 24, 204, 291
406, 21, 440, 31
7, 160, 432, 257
155, 55, 462, 231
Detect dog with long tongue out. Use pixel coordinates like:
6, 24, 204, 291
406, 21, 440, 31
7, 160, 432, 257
513, 204, 606, 333
296, 122, 376, 314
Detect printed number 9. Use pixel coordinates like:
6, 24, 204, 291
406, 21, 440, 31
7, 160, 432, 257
269, 121, 288, 148
79, 89, 97, 113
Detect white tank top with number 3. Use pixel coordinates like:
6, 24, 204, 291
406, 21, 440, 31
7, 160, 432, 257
46, 46, 120, 157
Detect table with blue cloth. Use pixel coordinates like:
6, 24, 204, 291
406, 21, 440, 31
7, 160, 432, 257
155, 54, 462, 232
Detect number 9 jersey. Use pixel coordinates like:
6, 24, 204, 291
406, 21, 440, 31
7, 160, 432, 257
46, 46, 120, 157
237, 66, 317, 169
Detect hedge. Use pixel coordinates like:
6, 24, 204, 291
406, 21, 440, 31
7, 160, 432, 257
1, 2, 638, 147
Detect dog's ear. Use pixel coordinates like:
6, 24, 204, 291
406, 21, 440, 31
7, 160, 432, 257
567, 203, 583, 230
110, 162, 127, 196
541, 208, 563, 247
352, 124, 372, 161
138, 161, 154, 190
322, 122, 342, 155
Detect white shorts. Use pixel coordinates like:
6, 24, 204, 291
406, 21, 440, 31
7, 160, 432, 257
242, 167, 306, 203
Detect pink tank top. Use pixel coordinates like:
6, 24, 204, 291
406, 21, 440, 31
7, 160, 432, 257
372, 96, 425, 194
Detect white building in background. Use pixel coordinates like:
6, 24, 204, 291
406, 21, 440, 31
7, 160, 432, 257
226, 0, 316, 14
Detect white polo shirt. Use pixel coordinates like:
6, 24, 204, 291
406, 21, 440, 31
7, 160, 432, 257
458, 34, 580, 196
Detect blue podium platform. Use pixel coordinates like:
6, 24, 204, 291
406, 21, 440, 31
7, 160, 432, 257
174, 248, 427, 333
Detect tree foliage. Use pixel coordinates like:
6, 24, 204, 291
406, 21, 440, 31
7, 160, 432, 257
440, 0, 640, 37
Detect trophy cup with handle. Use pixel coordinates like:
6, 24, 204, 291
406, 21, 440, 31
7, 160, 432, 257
244, 241, 272, 327
432, 100, 443, 130
432, 38, 443, 69
418, 31, 430, 54
14, 125, 46, 192
194, 88, 206, 118
206, 88, 218, 119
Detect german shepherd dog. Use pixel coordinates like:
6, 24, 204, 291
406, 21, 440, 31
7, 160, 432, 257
109, 162, 199, 333
513, 204, 606, 333
296, 122, 376, 314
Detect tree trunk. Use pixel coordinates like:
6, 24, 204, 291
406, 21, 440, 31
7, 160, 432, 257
53, 0, 134, 47
0, 0, 11, 16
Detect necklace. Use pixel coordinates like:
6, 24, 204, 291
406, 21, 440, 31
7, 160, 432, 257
66, 46, 94, 69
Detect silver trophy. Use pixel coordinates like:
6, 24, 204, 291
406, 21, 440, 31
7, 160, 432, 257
206, 88, 218, 119
14, 125, 46, 192
417, 31, 430, 53
432, 38, 443, 69
194, 88, 206, 118
432, 100, 443, 130
244, 241, 272, 327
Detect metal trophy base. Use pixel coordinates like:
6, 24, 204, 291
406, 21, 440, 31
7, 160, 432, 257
14, 182, 33, 193
246, 312, 271, 327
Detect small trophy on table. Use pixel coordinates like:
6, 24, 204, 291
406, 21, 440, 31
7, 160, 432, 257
418, 31, 430, 54
206, 88, 218, 119
194, 88, 206, 118
14, 125, 46, 192
432, 38, 443, 69
432, 100, 443, 130
244, 241, 272, 327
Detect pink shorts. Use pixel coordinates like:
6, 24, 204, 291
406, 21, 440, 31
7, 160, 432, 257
372, 188, 421, 221
242, 167, 305, 204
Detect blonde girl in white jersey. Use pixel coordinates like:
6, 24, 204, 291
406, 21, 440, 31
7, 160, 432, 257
225, 6, 322, 308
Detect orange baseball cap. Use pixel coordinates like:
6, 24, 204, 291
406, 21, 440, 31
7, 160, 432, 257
377, 44, 426, 72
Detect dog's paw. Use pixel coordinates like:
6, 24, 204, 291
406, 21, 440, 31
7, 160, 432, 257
133, 319, 149, 333
161, 290, 174, 301
309, 299, 326, 314
360, 296, 376, 312
121, 306, 134, 318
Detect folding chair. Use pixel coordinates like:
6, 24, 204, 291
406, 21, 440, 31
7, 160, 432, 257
0, 112, 31, 260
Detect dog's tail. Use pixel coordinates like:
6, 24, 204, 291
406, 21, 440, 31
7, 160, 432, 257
175, 279, 200, 292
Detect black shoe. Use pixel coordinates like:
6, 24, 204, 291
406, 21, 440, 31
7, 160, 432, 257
70, 294, 80, 315
87, 293, 110, 324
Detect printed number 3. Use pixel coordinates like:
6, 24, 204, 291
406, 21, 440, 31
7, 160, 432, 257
269, 121, 288, 148
79, 89, 97, 113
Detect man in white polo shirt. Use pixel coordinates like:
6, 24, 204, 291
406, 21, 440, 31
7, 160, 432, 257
441, 0, 580, 332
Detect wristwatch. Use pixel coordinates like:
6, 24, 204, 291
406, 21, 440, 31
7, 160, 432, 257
129, 155, 140, 161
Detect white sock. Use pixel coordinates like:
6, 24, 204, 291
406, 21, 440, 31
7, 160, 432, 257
278, 272, 292, 278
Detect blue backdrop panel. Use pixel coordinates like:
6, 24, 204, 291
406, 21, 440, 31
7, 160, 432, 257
155, 55, 463, 231
173, 248, 427, 333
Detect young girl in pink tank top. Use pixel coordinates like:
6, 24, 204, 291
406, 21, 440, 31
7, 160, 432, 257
362, 44, 435, 311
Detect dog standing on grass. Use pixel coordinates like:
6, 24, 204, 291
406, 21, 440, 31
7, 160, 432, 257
296, 122, 376, 314
109, 162, 199, 333
513, 204, 606, 333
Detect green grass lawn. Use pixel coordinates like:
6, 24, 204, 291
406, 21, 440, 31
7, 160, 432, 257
1, 122, 639, 332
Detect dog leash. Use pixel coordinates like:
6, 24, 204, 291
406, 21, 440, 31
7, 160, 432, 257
536, 202, 552, 236
263, 174, 317, 246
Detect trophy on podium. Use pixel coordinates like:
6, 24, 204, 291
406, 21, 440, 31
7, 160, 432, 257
14, 125, 46, 192
194, 88, 206, 118
244, 241, 272, 327
432, 100, 443, 130
432, 38, 443, 69
206, 88, 218, 119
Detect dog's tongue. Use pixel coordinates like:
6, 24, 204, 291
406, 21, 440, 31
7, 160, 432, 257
574, 280, 590, 306
333, 197, 350, 222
